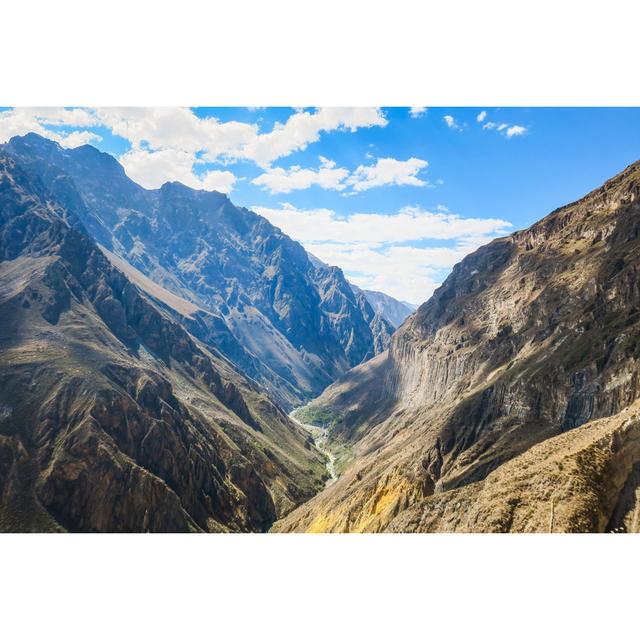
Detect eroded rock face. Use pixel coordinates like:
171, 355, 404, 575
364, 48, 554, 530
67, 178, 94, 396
3, 133, 393, 410
0, 154, 326, 532
274, 160, 640, 533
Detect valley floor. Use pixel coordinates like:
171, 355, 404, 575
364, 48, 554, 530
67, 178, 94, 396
289, 414, 338, 489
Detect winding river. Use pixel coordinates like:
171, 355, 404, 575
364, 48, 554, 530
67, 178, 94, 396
291, 415, 337, 487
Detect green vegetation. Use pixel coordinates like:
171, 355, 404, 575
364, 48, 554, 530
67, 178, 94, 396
293, 404, 343, 430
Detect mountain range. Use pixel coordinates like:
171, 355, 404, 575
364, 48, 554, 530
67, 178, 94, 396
3, 132, 640, 533
3, 134, 396, 411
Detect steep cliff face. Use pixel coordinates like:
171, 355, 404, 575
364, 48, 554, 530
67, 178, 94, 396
0, 154, 326, 532
3, 134, 391, 409
274, 160, 640, 533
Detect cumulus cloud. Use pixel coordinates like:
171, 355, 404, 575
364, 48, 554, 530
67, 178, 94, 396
0, 107, 99, 146
19, 107, 99, 127
253, 203, 511, 246
94, 107, 257, 159
506, 125, 527, 137
198, 170, 238, 193
307, 242, 453, 303
0, 108, 102, 151
1, 106, 391, 192
252, 156, 350, 194
3, 104, 389, 162
58, 130, 103, 148
252, 203, 512, 302
477, 110, 487, 123
252, 155, 430, 194
105, 107, 386, 186
347, 157, 429, 192
238, 107, 388, 167
409, 107, 428, 118
120, 148, 236, 192
92, 107, 387, 167
443, 115, 462, 131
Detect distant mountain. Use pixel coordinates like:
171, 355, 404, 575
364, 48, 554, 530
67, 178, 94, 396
3, 134, 392, 409
0, 152, 327, 532
350, 285, 417, 328
275, 160, 640, 533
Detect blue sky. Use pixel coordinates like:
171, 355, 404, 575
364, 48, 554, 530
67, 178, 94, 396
1, 107, 639, 302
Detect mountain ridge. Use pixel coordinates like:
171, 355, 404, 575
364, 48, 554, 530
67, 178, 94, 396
2, 133, 394, 410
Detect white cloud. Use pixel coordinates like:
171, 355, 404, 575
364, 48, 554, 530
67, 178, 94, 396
252, 155, 430, 194
120, 148, 236, 192
237, 107, 388, 166
94, 107, 387, 169
307, 242, 453, 303
1, 107, 390, 192
253, 203, 510, 246
0, 107, 99, 145
199, 169, 238, 193
482, 119, 528, 138
94, 107, 257, 160
58, 130, 103, 148
477, 110, 487, 123
409, 107, 428, 118
347, 157, 429, 192
1, 106, 385, 170
252, 156, 349, 194
97, 107, 387, 168
443, 115, 462, 131
506, 125, 527, 137
252, 203, 512, 303
19, 107, 99, 128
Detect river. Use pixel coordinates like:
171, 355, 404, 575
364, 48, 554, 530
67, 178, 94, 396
290, 415, 337, 487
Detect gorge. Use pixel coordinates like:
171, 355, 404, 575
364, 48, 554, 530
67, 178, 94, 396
1, 132, 640, 533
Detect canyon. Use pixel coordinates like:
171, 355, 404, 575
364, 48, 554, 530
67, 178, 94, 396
2, 133, 639, 533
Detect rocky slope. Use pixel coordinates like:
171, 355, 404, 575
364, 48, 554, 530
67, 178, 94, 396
0, 153, 327, 532
3, 134, 392, 409
274, 160, 640, 533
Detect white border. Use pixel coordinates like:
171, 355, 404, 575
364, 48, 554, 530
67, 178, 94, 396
2, 0, 640, 105
2, 533, 639, 639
